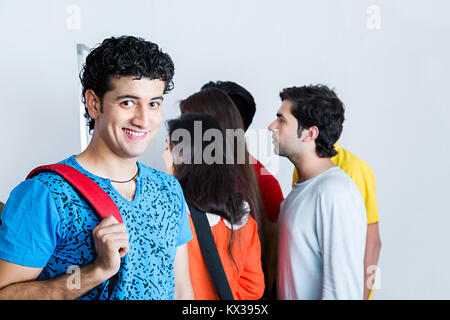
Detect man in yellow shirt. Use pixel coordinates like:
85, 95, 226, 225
292, 142, 381, 300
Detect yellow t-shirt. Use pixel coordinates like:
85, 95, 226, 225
292, 142, 380, 224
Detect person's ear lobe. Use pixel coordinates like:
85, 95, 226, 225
85, 89, 102, 120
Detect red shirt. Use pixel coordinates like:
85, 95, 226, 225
251, 156, 284, 222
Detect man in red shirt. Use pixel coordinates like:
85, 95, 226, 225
201, 81, 284, 298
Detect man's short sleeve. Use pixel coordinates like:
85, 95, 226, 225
358, 166, 379, 224
347, 164, 380, 224
176, 186, 193, 247
0, 179, 61, 267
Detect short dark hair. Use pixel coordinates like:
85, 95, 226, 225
80, 35, 175, 131
201, 81, 256, 131
279, 84, 345, 158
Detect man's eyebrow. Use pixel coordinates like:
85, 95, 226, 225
115, 95, 164, 101
276, 113, 286, 119
115, 94, 139, 101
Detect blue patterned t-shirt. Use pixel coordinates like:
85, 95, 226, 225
0, 155, 192, 300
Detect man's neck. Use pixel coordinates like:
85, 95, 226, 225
290, 151, 335, 184
75, 138, 138, 182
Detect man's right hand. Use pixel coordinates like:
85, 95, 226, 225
0, 216, 130, 300
92, 216, 129, 280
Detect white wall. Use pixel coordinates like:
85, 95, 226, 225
1, 0, 449, 299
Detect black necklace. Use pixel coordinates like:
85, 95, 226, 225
109, 164, 139, 183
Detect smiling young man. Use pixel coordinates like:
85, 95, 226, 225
0, 36, 194, 300
268, 85, 367, 300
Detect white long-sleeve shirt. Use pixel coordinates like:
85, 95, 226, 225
277, 166, 367, 300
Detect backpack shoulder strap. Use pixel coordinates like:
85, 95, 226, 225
26, 163, 122, 300
188, 203, 234, 300
26, 163, 123, 223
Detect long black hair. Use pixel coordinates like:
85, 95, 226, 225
178, 88, 264, 240
166, 112, 261, 271
167, 113, 249, 224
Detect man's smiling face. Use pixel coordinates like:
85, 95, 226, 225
90, 76, 165, 159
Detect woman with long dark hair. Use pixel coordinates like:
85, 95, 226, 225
163, 110, 265, 300
178, 88, 264, 236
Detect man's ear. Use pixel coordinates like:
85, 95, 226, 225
85, 89, 102, 120
174, 148, 185, 165
301, 126, 319, 142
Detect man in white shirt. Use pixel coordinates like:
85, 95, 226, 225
268, 84, 367, 300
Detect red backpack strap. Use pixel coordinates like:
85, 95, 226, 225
26, 164, 123, 224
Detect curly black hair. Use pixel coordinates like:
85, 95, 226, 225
80, 35, 175, 131
279, 84, 345, 158
200, 81, 256, 131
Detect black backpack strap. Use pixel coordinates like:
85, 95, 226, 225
188, 204, 234, 300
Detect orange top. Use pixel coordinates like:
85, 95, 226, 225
186, 210, 265, 300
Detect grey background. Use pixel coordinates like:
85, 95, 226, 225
1, 0, 449, 299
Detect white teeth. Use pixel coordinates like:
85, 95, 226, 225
124, 129, 146, 137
